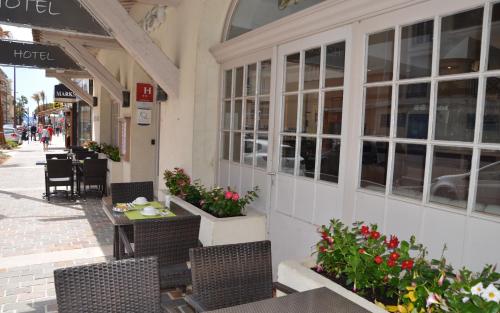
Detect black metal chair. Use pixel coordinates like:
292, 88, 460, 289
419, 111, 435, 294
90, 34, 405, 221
78, 159, 108, 199
45, 153, 69, 160
185, 240, 297, 312
118, 216, 201, 290
54, 257, 163, 313
75, 151, 98, 160
45, 159, 74, 201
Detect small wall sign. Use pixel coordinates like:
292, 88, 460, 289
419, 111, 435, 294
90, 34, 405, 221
136, 83, 154, 126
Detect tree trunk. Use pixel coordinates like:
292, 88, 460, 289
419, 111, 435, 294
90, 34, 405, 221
0, 92, 6, 146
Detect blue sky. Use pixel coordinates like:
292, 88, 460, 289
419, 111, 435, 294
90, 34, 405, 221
0, 24, 59, 113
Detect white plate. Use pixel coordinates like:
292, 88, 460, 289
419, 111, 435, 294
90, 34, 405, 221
133, 197, 148, 205
141, 209, 159, 216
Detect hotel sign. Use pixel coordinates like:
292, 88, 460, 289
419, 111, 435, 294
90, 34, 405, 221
0, 0, 108, 36
0, 40, 81, 70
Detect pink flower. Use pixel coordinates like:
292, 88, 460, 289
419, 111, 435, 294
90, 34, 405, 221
225, 191, 233, 200
232, 193, 240, 201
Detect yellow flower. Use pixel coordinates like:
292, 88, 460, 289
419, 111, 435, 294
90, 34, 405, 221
404, 291, 417, 302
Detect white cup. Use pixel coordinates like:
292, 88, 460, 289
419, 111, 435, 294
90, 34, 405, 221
143, 206, 156, 214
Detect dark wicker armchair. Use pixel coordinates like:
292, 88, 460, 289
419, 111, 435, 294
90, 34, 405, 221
54, 257, 162, 313
78, 159, 108, 198
74, 151, 98, 160
45, 159, 74, 201
185, 240, 297, 312
119, 216, 201, 289
111, 181, 154, 204
45, 153, 69, 160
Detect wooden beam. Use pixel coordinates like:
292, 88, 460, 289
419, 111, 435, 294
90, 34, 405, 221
51, 73, 93, 105
42, 31, 122, 50
136, 0, 181, 6
46, 69, 92, 79
79, 0, 180, 97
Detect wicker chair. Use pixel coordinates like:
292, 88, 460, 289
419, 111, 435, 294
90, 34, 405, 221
45, 159, 74, 201
54, 257, 162, 313
118, 216, 201, 289
74, 151, 98, 160
45, 153, 69, 160
185, 240, 297, 312
78, 159, 108, 198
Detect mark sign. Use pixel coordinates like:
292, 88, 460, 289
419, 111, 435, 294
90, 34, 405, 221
136, 83, 154, 102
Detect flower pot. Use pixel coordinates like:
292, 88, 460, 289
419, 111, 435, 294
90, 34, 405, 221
169, 195, 267, 246
106, 158, 123, 190
277, 258, 388, 312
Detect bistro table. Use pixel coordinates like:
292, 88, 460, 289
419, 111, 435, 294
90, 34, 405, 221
35, 160, 82, 166
204, 287, 371, 313
101, 197, 193, 259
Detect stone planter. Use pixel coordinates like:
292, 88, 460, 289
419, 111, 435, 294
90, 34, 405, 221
277, 258, 387, 313
169, 195, 267, 246
99, 153, 123, 190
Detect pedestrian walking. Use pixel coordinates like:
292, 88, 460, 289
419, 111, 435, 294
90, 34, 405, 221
30, 125, 37, 141
47, 125, 54, 146
41, 126, 49, 151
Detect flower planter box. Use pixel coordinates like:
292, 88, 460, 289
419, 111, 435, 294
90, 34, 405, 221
277, 258, 387, 313
99, 153, 123, 190
168, 195, 267, 246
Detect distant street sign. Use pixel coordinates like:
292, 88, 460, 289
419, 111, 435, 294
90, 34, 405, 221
0, 40, 81, 70
0, 0, 109, 36
54, 84, 77, 103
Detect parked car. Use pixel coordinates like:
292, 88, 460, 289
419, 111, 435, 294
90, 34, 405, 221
3, 126, 22, 144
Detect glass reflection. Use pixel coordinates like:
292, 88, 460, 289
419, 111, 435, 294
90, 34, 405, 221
323, 91, 343, 135
435, 79, 478, 142
483, 77, 500, 143
475, 150, 500, 216
301, 93, 319, 134
283, 95, 298, 132
430, 146, 472, 209
325, 42, 345, 87
247, 63, 257, 96
320, 139, 340, 183
489, 4, 500, 70
260, 60, 272, 95
232, 132, 242, 163
225, 70, 232, 99
223, 101, 231, 129
440, 8, 483, 75
367, 29, 395, 83
361, 141, 389, 192
400, 20, 433, 79
245, 98, 255, 130
280, 136, 297, 174
233, 100, 243, 130
392, 144, 426, 200
304, 48, 321, 90
364, 86, 392, 137
286, 53, 300, 91
256, 134, 268, 169
222, 132, 230, 160
243, 133, 254, 166
235, 67, 244, 97
299, 137, 316, 178
258, 97, 270, 131
397, 83, 430, 139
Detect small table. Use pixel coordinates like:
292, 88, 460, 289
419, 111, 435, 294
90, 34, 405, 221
101, 197, 193, 259
36, 160, 82, 166
204, 288, 371, 313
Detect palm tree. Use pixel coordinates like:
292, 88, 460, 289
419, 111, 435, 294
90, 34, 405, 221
0, 26, 11, 146
32, 93, 41, 124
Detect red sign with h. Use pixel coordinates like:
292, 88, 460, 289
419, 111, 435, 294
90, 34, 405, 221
136, 83, 154, 102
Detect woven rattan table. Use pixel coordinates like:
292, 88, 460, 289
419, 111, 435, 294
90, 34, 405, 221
204, 287, 371, 313
101, 197, 193, 258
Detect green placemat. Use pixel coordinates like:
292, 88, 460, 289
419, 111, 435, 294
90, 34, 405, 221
124, 208, 176, 220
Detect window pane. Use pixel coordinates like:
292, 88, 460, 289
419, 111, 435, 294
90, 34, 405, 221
280, 136, 297, 174
430, 146, 472, 209
489, 3, 500, 70
243, 133, 254, 166
224, 70, 232, 98
367, 29, 395, 83
260, 60, 271, 95
397, 83, 430, 139
364, 86, 392, 137
258, 96, 270, 131
283, 95, 298, 132
400, 20, 433, 79
235, 67, 244, 97
299, 137, 316, 178
223, 101, 231, 129
392, 144, 427, 200
361, 141, 389, 192
440, 8, 483, 75
304, 47, 321, 90
256, 133, 268, 169
483, 77, 500, 143
435, 79, 478, 142
245, 98, 255, 130
222, 132, 230, 160
233, 100, 243, 130
301, 93, 319, 134
286, 53, 300, 91
323, 90, 343, 135
325, 42, 345, 87
320, 139, 340, 183
232, 132, 241, 163
475, 150, 500, 216
247, 63, 257, 96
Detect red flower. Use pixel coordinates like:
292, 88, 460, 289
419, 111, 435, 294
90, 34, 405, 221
361, 225, 370, 235
225, 191, 233, 200
326, 237, 334, 244
389, 252, 400, 261
374, 256, 383, 265
387, 235, 399, 249
401, 259, 414, 270
321, 231, 329, 240
232, 193, 240, 201
387, 259, 396, 267
319, 246, 327, 253
358, 248, 366, 254
370, 231, 381, 240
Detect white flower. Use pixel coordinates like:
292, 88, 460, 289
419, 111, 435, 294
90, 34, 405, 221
481, 284, 500, 303
426, 293, 440, 307
462, 297, 470, 303
471, 282, 484, 295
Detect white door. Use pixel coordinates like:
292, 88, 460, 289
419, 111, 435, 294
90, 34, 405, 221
269, 26, 352, 266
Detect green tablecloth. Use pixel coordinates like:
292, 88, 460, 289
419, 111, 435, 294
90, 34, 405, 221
118, 201, 176, 220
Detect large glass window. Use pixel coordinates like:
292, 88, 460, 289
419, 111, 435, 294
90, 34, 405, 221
361, 6, 500, 217
280, 41, 346, 183
221, 60, 272, 169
